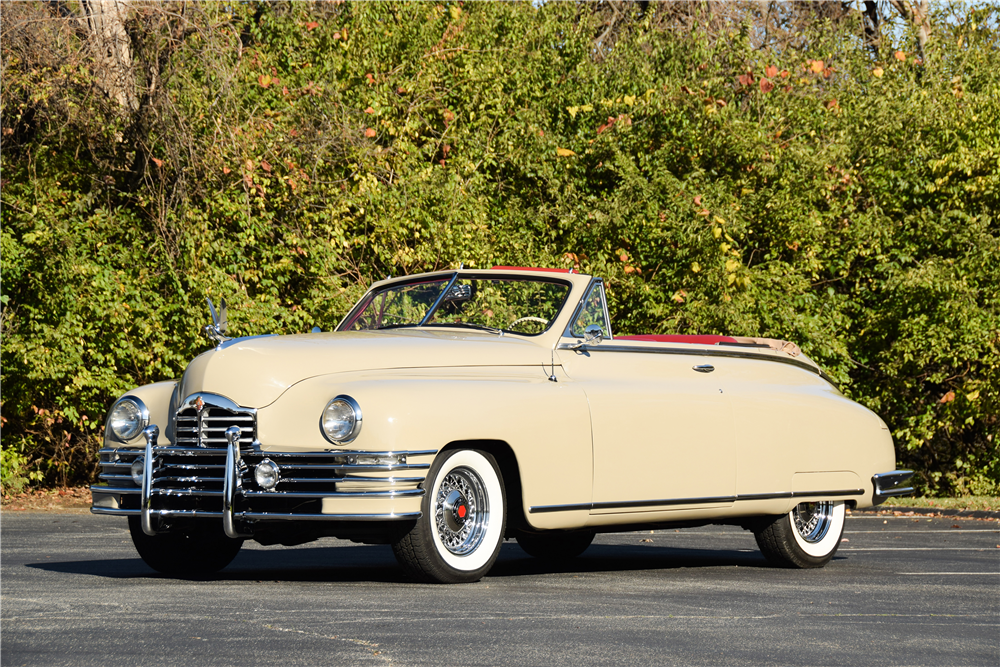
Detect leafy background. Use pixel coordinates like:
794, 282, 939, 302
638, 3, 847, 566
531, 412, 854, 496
2, 1, 997, 495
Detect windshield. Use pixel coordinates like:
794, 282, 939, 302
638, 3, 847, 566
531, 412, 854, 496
340, 275, 572, 336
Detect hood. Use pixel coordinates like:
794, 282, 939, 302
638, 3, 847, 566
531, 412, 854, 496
179, 329, 551, 408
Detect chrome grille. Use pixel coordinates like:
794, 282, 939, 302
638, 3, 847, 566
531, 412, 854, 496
174, 406, 255, 448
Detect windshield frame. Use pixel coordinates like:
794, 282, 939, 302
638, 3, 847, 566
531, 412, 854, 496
337, 271, 576, 337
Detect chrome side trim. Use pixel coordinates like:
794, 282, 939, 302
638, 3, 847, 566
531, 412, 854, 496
241, 489, 425, 499
90, 507, 420, 522
872, 470, 915, 504
90, 485, 141, 495
248, 449, 437, 458
558, 342, 833, 382
528, 489, 865, 514
140, 425, 158, 536
223, 426, 251, 538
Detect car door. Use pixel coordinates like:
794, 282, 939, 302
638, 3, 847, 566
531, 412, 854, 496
557, 282, 736, 514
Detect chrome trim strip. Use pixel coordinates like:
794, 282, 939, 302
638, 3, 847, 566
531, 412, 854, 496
528, 489, 866, 514
242, 489, 425, 499
339, 474, 426, 483
90, 507, 420, 521
223, 426, 251, 538
238, 511, 422, 522
90, 485, 141, 495
558, 342, 833, 382
140, 425, 158, 535
179, 392, 255, 415
91, 507, 141, 516
872, 470, 915, 504
248, 449, 437, 458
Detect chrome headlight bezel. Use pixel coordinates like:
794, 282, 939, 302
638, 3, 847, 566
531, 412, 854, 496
320, 395, 362, 444
106, 396, 149, 443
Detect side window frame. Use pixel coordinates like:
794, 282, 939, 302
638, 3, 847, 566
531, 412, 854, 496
564, 279, 613, 340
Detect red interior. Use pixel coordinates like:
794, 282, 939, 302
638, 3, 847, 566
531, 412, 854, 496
616, 334, 739, 345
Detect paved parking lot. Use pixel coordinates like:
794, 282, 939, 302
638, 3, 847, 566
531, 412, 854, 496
2, 511, 997, 666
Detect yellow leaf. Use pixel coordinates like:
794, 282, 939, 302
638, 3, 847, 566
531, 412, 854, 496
623, 95, 636, 106
967, 390, 980, 401
713, 216, 726, 225
725, 259, 739, 272
556, 147, 576, 157
872, 67, 884, 78
567, 106, 579, 118
713, 226, 722, 239
727, 273, 736, 285
580, 104, 593, 112
691, 262, 701, 273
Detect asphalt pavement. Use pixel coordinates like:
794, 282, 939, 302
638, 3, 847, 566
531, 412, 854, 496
2, 511, 997, 667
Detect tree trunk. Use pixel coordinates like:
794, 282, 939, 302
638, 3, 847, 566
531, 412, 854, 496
888, 0, 931, 60
81, 0, 138, 113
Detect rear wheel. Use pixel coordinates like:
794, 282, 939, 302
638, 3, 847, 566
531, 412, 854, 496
128, 517, 244, 577
516, 530, 595, 561
392, 449, 506, 584
753, 500, 846, 568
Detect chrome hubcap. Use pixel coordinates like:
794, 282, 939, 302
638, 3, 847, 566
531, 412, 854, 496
435, 467, 489, 555
792, 501, 834, 543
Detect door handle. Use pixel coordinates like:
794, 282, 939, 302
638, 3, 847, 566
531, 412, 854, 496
693, 364, 715, 373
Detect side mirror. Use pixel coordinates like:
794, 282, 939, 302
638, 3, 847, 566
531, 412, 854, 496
572, 324, 605, 350
583, 324, 605, 345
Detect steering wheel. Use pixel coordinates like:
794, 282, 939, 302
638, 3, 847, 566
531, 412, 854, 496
510, 316, 549, 328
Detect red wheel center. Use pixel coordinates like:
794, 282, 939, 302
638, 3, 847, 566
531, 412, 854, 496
457, 504, 467, 519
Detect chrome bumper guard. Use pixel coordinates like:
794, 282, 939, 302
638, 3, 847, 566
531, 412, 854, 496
91, 425, 433, 537
872, 470, 915, 505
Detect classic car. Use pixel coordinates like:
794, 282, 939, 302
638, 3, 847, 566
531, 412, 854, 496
91, 267, 913, 583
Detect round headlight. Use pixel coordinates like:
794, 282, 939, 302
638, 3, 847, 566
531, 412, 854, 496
321, 395, 362, 444
108, 397, 148, 442
255, 459, 280, 490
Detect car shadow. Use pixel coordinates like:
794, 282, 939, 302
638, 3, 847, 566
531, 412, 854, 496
24, 541, 812, 583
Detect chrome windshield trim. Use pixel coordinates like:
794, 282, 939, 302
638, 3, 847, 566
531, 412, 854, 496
419, 271, 460, 325
529, 489, 865, 514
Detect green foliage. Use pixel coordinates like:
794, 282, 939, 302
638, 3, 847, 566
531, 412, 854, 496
1, 1, 997, 495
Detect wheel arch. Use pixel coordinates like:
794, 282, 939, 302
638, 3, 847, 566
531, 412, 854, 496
438, 439, 526, 537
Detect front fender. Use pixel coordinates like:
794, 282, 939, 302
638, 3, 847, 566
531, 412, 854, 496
257, 366, 593, 528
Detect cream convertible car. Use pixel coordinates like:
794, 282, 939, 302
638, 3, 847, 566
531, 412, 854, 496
92, 267, 913, 583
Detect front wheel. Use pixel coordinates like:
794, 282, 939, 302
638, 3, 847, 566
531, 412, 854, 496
128, 516, 244, 577
392, 449, 506, 583
753, 500, 846, 568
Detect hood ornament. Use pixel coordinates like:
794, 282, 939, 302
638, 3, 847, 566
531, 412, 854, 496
203, 297, 232, 347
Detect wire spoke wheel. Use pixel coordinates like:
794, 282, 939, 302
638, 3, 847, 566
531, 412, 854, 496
434, 467, 489, 556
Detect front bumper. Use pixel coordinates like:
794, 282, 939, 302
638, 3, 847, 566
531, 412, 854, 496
91, 425, 433, 537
